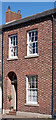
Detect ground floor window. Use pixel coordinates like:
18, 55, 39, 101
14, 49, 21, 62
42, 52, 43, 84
26, 75, 38, 104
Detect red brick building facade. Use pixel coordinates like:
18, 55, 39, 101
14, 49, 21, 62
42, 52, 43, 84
1, 7, 56, 118
53, 17, 56, 117
0, 30, 2, 114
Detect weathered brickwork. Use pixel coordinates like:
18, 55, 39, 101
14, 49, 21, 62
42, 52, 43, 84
3, 19, 52, 115
0, 31, 2, 114
6, 7, 22, 23
0, 32, 2, 81
53, 18, 56, 116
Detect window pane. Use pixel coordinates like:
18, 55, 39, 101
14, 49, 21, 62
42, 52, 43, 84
28, 82, 31, 88
33, 48, 35, 53
16, 36, 17, 45
29, 42, 32, 48
32, 32, 34, 36
11, 48, 14, 56
14, 36, 15, 41
28, 90, 30, 96
35, 36, 37, 41
34, 77, 36, 83
31, 77, 32, 88
30, 95, 31, 101
34, 82, 36, 88
14, 52, 15, 56
36, 48, 37, 53
28, 96, 30, 101
35, 90, 37, 96
33, 43, 35, 48
32, 78, 34, 88
29, 42, 33, 54
33, 90, 35, 96
14, 40, 15, 45
28, 76, 31, 83
11, 37, 12, 44
36, 83, 38, 88
15, 47, 17, 56
33, 96, 37, 102
32, 37, 34, 42
31, 90, 33, 96
29, 37, 32, 42
31, 96, 33, 102
29, 32, 31, 37
28, 91, 31, 102
35, 31, 37, 35
36, 43, 37, 47
12, 37, 15, 45
28, 77, 32, 88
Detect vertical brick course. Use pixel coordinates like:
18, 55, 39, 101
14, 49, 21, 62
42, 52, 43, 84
0, 33, 2, 81
53, 18, 56, 116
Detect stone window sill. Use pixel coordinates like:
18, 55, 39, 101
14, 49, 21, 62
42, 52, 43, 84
25, 103, 39, 107
25, 54, 39, 59
7, 57, 18, 61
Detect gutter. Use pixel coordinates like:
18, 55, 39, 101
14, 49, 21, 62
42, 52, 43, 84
52, 15, 54, 119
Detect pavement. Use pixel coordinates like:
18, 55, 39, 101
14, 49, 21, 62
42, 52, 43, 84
0, 114, 51, 120
0, 114, 54, 120
0, 118, 55, 120
0, 114, 56, 120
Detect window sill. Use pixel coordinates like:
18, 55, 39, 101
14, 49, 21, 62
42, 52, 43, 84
7, 57, 18, 61
25, 54, 39, 59
25, 103, 39, 107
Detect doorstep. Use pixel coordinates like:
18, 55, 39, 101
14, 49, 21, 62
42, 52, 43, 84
16, 111, 52, 118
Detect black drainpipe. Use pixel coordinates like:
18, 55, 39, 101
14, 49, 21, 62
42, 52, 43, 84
2, 30, 3, 113
52, 14, 54, 119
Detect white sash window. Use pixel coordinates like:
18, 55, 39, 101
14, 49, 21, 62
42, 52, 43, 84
27, 30, 38, 56
26, 75, 38, 104
9, 34, 17, 58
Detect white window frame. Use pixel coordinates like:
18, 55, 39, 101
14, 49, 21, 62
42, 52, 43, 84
26, 75, 38, 104
9, 34, 17, 59
27, 29, 38, 56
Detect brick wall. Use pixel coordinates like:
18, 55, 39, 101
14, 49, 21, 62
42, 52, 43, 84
0, 32, 2, 81
6, 9, 22, 23
53, 18, 56, 116
3, 19, 52, 115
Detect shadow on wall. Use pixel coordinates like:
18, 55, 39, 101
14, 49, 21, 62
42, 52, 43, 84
0, 75, 2, 114
0, 75, 2, 82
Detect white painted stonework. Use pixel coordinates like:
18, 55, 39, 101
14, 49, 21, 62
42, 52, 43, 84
11, 84, 16, 110
0, 85, 2, 114
0, 60, 1, 63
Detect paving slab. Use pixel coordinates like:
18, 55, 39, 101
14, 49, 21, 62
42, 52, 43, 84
0, 114, 56, 120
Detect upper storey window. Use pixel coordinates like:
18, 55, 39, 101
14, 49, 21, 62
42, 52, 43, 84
27, 29, 38, 56
9, 34, 17, 58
